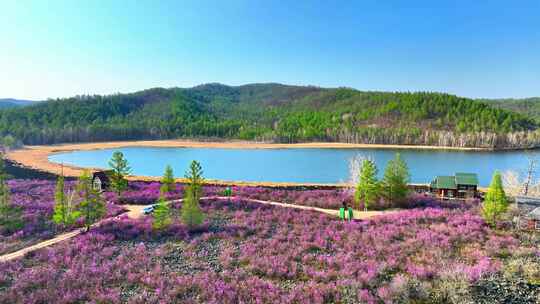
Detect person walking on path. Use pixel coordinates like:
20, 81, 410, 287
340, 200, 354, 221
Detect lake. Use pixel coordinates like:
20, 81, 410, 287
48, 146, 539, 186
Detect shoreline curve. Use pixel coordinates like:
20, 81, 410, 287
4, 139, 495, 186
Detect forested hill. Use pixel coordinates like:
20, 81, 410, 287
481, 97, 540, 122
1, 83, 539, 149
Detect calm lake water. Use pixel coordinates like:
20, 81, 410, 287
48, 146, 539, 186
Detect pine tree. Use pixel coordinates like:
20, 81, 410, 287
0, 158, 23, 233
181, 161, 205, 228
52, 173, 80, 227
53, 174, 67, 224
482, 171, 509, 226
77, 170, 106, 231
108, 151, 131, 196
381, 153, 410, 206
161, 165, 175, 193
153, 187, 171, 230
355, 159, 379, 211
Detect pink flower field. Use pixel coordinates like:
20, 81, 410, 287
0, 180, 125, 256
109, 181, 439, 210
1, 194, 538, 303
2, 179, 359, 257
105, 181, 353, 209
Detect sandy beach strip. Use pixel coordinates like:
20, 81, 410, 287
4, 139, 487, 182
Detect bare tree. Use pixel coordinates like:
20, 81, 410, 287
348, 154, 375, 186
522, 151, 538, 196
501, 170, 523, 196
502, 152, 540, 198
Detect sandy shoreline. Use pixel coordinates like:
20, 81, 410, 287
5, 139, 488, 184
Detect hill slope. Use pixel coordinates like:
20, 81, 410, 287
0, 83, 539, 148
481, 97, 540, 122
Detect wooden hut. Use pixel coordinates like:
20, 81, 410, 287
455, 173, 479, 198
92, 170, 112, 192
409, 183, 431, 194
430, 173, 478, 199
524, 207, 540, 231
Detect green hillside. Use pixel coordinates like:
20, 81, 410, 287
481, 97, 540, 122
1, 83, 539, 148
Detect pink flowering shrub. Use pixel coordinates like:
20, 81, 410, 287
107, 181, 351, 209
104, 181, 185, 204
0, 180, 125, 255
0, 198, 531, 303
114, 181, 443, 211
227, 186, 350, 209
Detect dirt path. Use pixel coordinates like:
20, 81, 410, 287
123, 204, 148, 219
217, 197, 387, 220
0, 205, 143, 263
0, 197, 389, 263
0, 229, 83, 263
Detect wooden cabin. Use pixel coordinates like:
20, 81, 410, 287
409, 183, 431, 194
524, 207, 540, 231
92, 170, 112, 192
430, 172, 478, 199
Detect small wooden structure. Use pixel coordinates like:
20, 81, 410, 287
409, 183, 431, 194
430, 172, 478, 199
524, 207, 540, 231
92, 170, 112, 192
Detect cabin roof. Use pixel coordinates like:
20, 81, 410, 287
431, 173, 478, 190
526, 207, 540, 220
92, 170, 113, 180
433, 176, 457, 190
455, 173, 479, 186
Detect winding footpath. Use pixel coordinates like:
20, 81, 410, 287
0, 196, 388, 263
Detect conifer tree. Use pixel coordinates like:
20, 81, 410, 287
381, 153, 410, 206
52, 173, 80, 227
181, 161, 205, 228
153, 186, 172, 230
482, 171, 509, 226
77, 170, 106, 231
161, 165, 175, 193
355, 159, 379, 211
0, 158, 23, 233
108, 151, 131, 196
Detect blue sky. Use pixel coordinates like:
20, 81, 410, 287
1, 0, 539, 100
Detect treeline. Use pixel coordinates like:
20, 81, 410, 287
0, 83, 538, 148
482, 97, 540, 122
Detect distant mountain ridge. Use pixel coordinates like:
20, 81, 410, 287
0, 83, 539, 149
0, 98, 41, 109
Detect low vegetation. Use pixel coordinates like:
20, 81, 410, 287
1, 198, 538, 303
0, 154, 538, 302
0, 179, 124, 256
